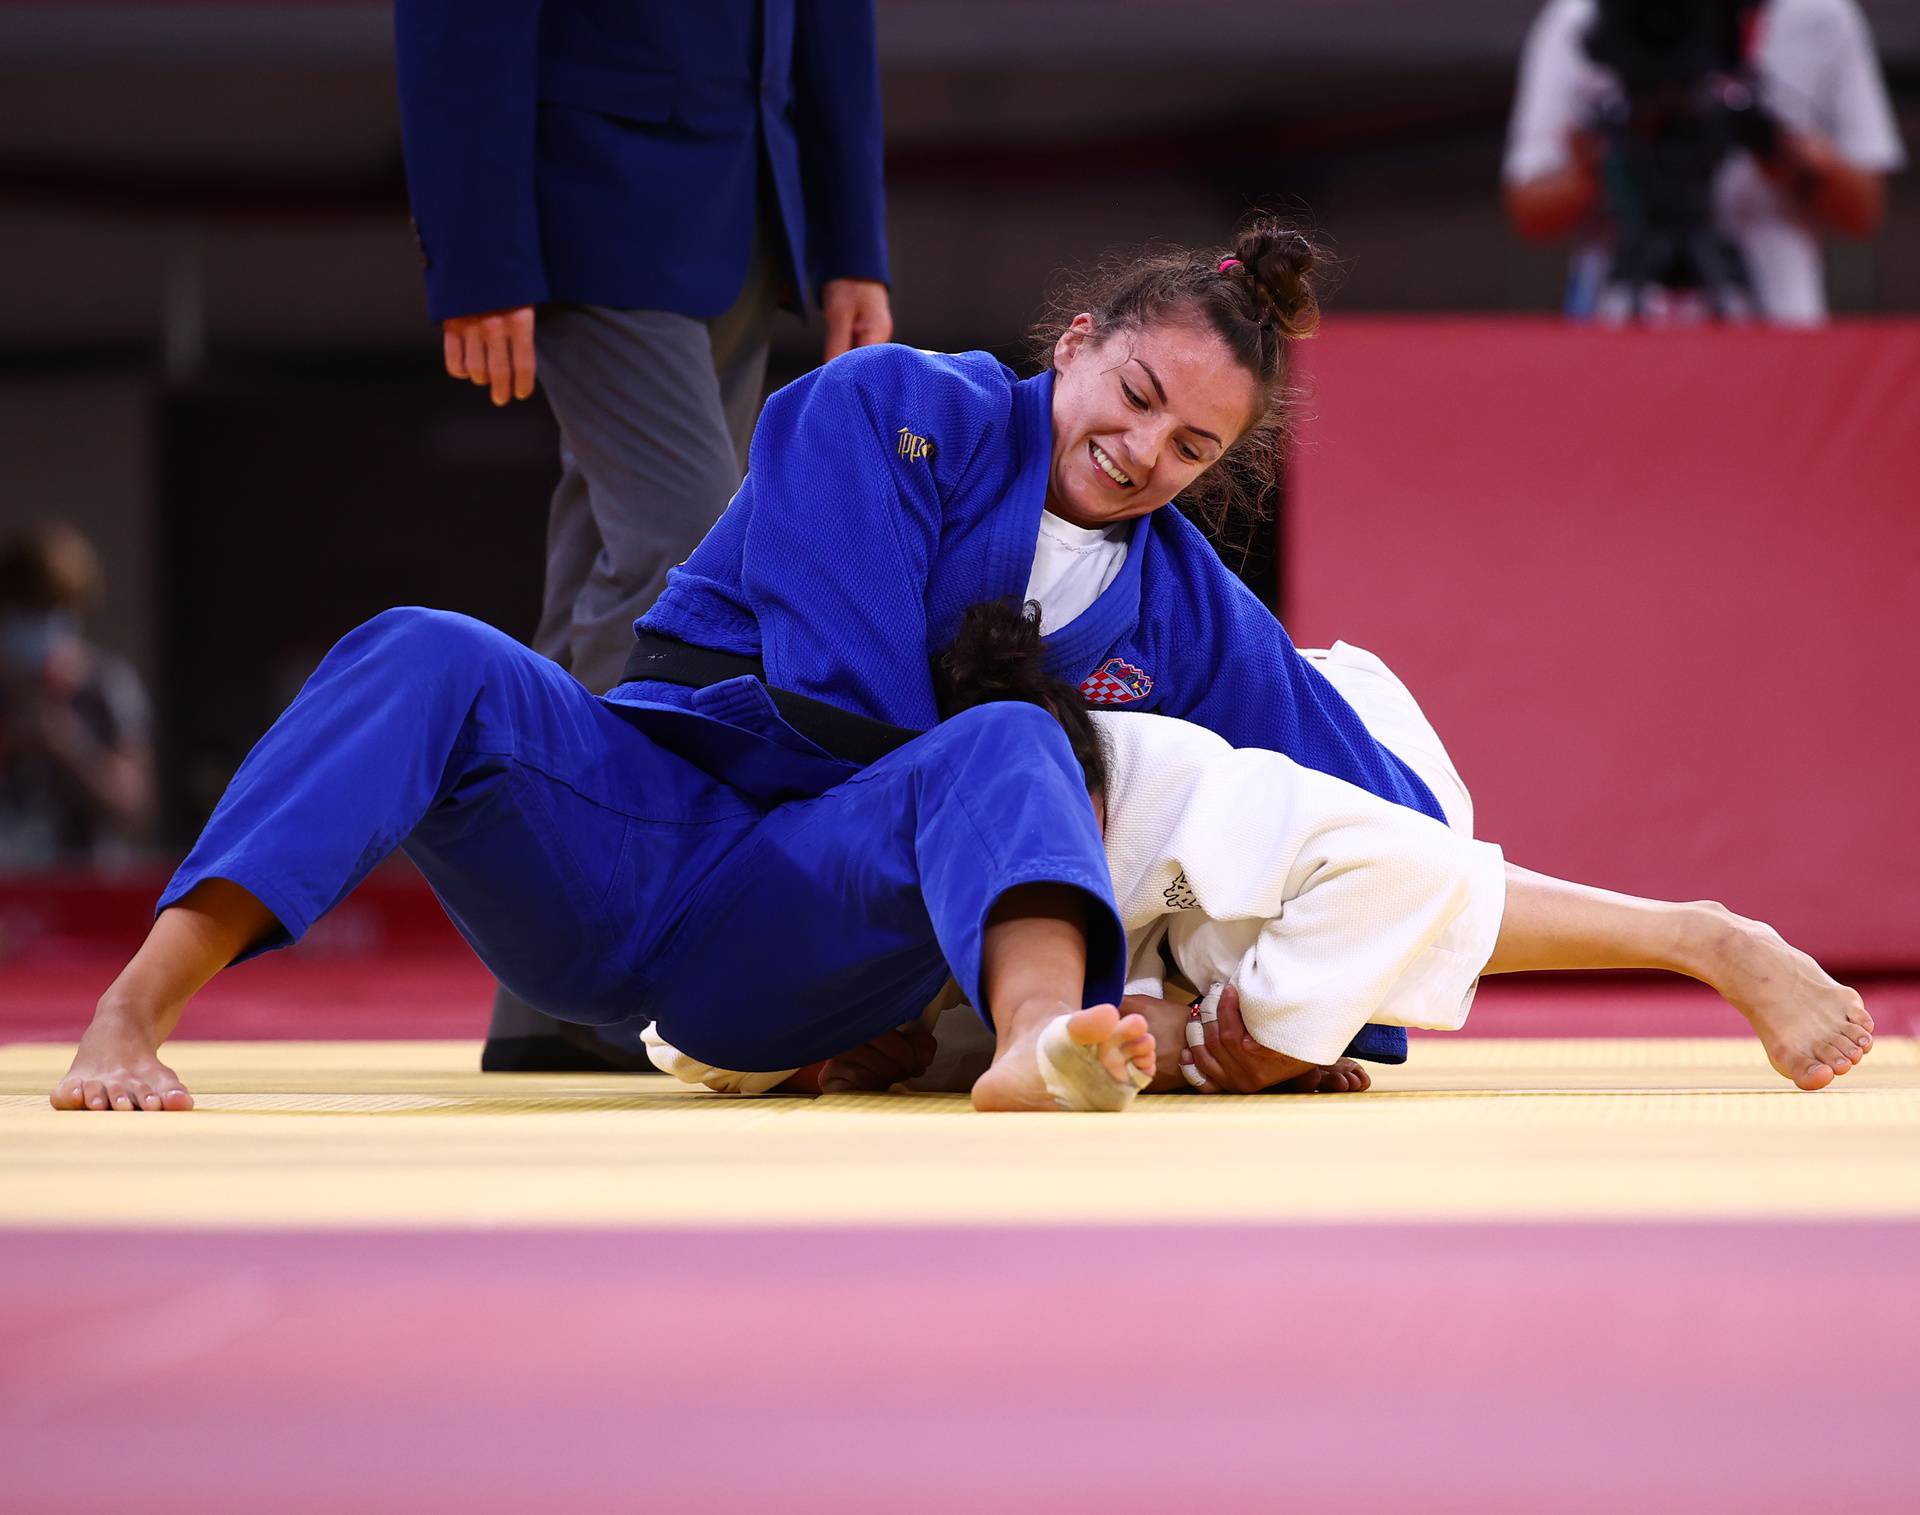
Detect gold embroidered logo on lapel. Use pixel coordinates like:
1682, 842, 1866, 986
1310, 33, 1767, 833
896, 426, 934, 463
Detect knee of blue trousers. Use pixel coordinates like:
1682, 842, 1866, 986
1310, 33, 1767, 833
343, 606, 508, 677
323, 607, 537, 722
917, 701, 1095, 792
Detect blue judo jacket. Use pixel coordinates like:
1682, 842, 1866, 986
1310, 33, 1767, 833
394, 0, 890, 322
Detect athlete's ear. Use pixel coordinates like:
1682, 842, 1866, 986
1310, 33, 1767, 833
1053, 313, 1097, 370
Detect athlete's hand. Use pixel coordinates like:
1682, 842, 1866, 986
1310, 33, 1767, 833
443, 306, 537, 406
818, 1023, 937, 1093
820, 278, 893, 362
1179, 985, 1320, 1094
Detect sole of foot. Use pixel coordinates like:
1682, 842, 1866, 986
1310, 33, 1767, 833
973, 1005, 1155, 1112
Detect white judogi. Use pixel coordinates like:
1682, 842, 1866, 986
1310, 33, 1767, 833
1104, 644, 1505, 1067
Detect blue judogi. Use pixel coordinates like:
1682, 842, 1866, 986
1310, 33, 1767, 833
640, 345, 1447, 1061
642, 344, 1443, 817
162, 609, 1121, 1072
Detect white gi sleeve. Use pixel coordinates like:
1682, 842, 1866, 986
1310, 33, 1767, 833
641, 1024, 798, 1095
1160, 749, 1507, 1067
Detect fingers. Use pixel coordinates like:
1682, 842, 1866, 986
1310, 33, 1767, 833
905, 1024, 938, 1076
508, 308, 537, 400
484, 321, 512, 406
462, 324, 489, 393
822, 303, 854, 362
853, 299, 895, 349
1185, 1010, 1234, 1093
1214, 986, 1266, 1065
820, 1045, 894, 1092
443, 309, 537, 401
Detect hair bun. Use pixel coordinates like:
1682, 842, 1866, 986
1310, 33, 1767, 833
1228, 220, 1321, 339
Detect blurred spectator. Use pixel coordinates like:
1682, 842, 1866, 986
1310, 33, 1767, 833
1504, 0, 1906, 323
0, 525, 153, 868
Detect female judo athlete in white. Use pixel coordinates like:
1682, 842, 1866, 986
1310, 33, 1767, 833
53, 218, 1873, 1116
647, 601, 1873, 1102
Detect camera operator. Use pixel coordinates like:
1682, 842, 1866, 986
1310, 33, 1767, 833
0, 525, 154, 868
1504, 0, 1905, 323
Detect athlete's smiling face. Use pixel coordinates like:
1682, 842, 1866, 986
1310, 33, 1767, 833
1045, 313, 1261, 529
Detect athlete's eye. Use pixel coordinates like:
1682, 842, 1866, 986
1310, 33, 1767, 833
1121, 383, 1147, 410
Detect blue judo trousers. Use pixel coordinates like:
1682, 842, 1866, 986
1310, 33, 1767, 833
162, 608, 1126, 1071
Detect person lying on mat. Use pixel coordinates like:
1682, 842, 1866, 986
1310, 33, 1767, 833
51, 219, 1869, 1114
648, 601, 1873, 1100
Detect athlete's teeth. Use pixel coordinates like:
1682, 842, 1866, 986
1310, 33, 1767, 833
1093, 443, 1131, 486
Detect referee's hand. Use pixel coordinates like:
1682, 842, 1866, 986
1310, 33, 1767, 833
443, 306, 537, 406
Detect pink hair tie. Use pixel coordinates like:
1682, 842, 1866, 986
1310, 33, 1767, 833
1218, 257, 1243, 273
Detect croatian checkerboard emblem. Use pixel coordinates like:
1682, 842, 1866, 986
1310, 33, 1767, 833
1080, 658, 1153, 705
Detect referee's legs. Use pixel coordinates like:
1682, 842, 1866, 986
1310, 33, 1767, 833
481, 259, 777, 1072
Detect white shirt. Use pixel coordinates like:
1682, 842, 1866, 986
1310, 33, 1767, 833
1022, 511, 1129, 631
1504, 0, 1906, 324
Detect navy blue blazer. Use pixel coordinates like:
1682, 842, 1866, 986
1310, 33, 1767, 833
394, 0, 890, 323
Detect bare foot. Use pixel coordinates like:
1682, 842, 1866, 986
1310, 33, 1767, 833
1270, 1057, 1372, 1095
971, 1004, 1155, 1112
50, 1004, 195, 1112
1700, 909, 1874, 1091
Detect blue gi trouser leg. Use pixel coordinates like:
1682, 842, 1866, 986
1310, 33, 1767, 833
161, 611, 1124, 1059
642, 701, 1127, 1073
159, 607, 760, 1024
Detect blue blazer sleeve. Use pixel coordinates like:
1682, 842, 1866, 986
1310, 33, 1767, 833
792, 0, 891, 292
737, 351, 980, 728
393, 0, 549, 322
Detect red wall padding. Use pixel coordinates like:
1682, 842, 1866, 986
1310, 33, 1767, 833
1288, 319, 1920, 970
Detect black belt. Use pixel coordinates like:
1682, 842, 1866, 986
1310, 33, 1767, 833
621, 631, 921, 766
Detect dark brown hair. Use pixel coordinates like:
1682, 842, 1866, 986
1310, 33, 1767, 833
1027, 213, 1328, 534
935, 599, 1108, 798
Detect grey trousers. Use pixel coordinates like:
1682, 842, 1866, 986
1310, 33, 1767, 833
485, 252, 779, 1061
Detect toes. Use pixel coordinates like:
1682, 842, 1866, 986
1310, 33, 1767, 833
1796, 1062, 1835, 1092
49, 1080, 83, 1111
1067, 1004, 1121, 1045
82, 1079, 108, 1112
161, 1088, 195, 1112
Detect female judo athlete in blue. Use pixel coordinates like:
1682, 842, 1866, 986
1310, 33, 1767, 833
53, 219, 1874, 1114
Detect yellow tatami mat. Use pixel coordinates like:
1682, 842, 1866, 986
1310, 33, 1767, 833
3, 1036, 1916, 1229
